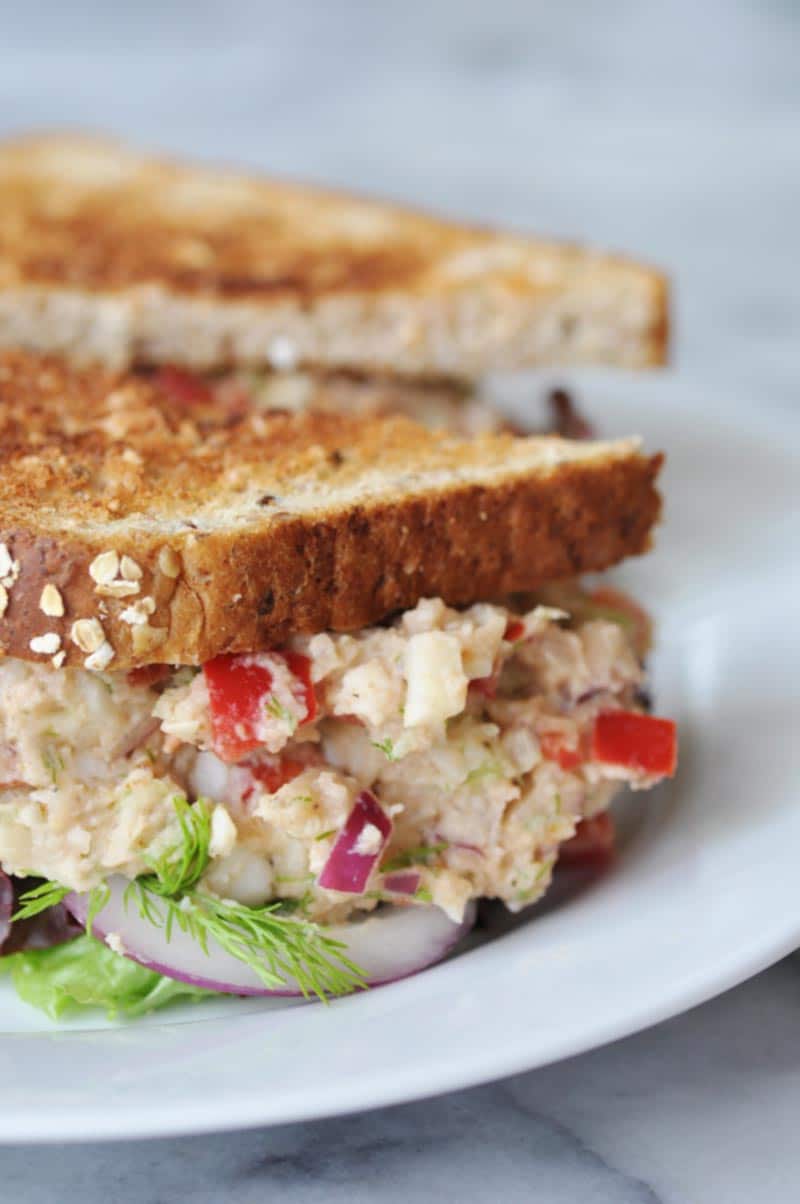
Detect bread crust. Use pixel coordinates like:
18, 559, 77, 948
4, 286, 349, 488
0, 352, 662, 670
0, 134, 669, 375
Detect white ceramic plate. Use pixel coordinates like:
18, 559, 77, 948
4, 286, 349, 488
0, 378, 798, 1143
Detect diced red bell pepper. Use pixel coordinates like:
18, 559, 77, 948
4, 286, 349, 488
251, 757, 306, 793
559, 813, 616, 864
203, 651, 316, 763
540, 730, 584, 771
155, 365, 214, 406
469, 618, 525, 699
284, 651, 317, 723
592, 710, 677, 778
248, 756, 306, 795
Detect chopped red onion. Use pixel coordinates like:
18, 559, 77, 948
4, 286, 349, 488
66, 879, 476, 996
318, 790, 392, 894
0, 870, 13, 948
382, 871, 421, 896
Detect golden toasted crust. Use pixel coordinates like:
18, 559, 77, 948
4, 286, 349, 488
0, 352, 662, 670
0, 134, 669, 375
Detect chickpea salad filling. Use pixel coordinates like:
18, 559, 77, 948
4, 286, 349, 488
150, 364, 595, 441
0, 584, 676, 1016
152, 363, 506, 436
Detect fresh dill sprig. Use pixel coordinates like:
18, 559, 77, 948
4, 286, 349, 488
381, 842, 449, 873
12, 798, 210, 925
463, 760, 502, 787
513, 857, 555, 904
278, 891, 313, 916
13, 879, 70, 921
370, 737, 398, 762
141, 796, 212, 897
42, 746, 64, 785
131, 796, 363, 999
264, 695, 297, 731
86, 882, 111, 936
14, 797, 366, 1002
124, 881, 365, 1001
41, 731, 65, 785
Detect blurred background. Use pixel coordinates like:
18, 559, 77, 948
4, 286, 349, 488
0, 4, 798, 1197
1, 0, 796, 408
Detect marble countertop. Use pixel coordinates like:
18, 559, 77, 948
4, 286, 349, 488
1, 0, 798, 1198
5, 961, 800, 1202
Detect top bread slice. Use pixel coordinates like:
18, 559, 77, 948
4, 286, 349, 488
0, 351, 662, 671
0, 134, 668, 378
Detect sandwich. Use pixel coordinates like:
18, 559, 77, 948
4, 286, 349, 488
0, 350, 676, 1014
0, 135, 668, 436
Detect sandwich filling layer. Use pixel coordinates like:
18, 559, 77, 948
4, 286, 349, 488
151, 365, 593, 440
152, 363, 505, 435
0, 586, 673, 926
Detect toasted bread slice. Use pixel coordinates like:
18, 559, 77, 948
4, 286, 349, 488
0, 352, 662, 670
0, 134, 668, 377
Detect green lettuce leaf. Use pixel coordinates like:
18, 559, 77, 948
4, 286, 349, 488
0, 935, 216, 1019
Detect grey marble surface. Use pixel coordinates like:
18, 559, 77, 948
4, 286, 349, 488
5, 960, 800, 1203
1, 0, 798, 1198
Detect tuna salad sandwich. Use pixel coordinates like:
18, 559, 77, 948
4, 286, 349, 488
0, 350, 676, 1014
0, 134, 668, 436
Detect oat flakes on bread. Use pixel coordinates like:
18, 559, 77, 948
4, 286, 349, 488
0, 134, 668, 376
0, 351, 662, 670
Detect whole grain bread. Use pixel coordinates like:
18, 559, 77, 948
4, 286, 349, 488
0, 352, 662, 670
0, 134, 668, 377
